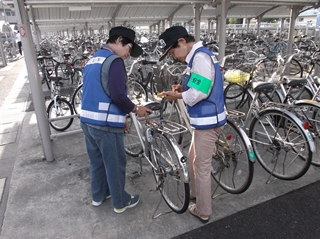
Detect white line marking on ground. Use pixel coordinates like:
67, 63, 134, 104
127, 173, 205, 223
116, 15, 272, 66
0, 178, 6, 202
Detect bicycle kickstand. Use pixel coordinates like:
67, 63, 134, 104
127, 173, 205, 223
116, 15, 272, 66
152, 193, 172, 219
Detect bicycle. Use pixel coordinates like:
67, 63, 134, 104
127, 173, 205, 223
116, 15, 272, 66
123, 101, 190, 217
230, 80, 315, 181
37, 55, 54, 90
46, 75, 74, 131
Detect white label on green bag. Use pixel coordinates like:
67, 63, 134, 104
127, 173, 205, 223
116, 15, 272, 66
187, 73, 212, 94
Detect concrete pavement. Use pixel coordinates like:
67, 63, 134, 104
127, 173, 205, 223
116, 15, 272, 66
0, 57, 320, 238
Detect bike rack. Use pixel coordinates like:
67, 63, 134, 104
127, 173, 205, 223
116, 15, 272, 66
48, 113, 83, 139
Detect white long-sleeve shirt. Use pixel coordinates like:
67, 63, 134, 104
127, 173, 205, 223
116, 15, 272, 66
181, 41, 215, 107
16, 33, 21, 42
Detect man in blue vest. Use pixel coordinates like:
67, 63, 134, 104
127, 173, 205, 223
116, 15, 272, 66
159, 26, 226, 223
80, 26, 151, 214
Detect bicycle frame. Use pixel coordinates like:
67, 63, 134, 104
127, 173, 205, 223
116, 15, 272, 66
166, 98, 255, 163
128, 111, 189, 183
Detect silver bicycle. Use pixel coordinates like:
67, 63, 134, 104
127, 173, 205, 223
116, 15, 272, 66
124, 101, 190, 217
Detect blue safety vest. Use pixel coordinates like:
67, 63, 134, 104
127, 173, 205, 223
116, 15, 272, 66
80, 49, 126, 127
184, 47, 226, 129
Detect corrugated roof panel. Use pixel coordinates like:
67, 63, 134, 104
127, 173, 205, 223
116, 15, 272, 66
70, 10, 81, 19
80, 9, 91, 19
158, 6, 176, 17
8, 1, 319, 33
59, 7, 70, 20
227, 6, 269, 18
48, 8, 60, 19
175, 5, 193, 18
264, 6, 291, 18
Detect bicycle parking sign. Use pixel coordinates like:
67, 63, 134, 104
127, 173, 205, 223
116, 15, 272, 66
18, 25, 27, 38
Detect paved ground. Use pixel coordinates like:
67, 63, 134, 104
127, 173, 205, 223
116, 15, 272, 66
0, 57, 320, 239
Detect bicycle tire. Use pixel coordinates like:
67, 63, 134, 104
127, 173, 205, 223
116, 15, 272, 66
290, 86, 313, 100
71, 83, 83, 115
212, 119, 254, 194
287, 58, 303, 77
47, 97, 74, 131
255, 58, 278, 81
127, 79, 148, 103
150, 131, 189, 214
42, 70, 51, 90
249, 108, 312, 180
124, 114, 143, 157
292, 102, 320, 167
224, 82, 252, 114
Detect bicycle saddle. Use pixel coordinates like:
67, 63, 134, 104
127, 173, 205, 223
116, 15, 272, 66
252, 82, 275, 93
144, 102, 162, 111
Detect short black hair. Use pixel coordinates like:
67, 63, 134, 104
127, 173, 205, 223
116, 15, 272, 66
107, 35, 132, 46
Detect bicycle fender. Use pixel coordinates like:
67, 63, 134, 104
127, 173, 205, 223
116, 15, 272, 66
260, 107, 316, 153
237, 126, 256, 163
294, 99, 320, 108
165, 133, 190, 183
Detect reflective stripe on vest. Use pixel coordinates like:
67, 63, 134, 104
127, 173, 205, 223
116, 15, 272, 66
190, 111, 226, 126
81, 109, 126, 123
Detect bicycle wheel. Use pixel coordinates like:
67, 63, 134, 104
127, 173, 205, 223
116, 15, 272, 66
71, 83, 82, 115
124, 114, 143, 157
42, 70, 51, 90
290, 86, 313, 100
287, 58, 303, 77
47, 97, 74, 131
127, 80, 148, 103
255, 58, 277, 81
293, 102, 320, 166
249, 109, 312, 180
224, 82, 252, 114
150, 131, 189, 214
160, 97, 184, 144
212, 120, 254, 194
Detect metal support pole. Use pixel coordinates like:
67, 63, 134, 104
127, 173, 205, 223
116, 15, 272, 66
218, 0, 230, 61
194, 3, 201, 42
13, 0, 54, 161
287, 6, 302, 56
257, 16, 261, 36
28, 5, 40, 51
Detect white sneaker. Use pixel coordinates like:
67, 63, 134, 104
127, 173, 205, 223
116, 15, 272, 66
92, 195, 111, 207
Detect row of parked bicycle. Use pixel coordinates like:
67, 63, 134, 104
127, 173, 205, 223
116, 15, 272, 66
35, 30, 320, 201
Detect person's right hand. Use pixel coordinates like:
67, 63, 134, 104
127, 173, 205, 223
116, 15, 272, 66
136, 105, 152, 117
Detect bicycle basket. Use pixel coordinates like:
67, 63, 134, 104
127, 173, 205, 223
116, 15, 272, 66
224, 69, 250, 83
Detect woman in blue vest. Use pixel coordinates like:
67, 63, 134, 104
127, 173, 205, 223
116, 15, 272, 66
159, 26, 226, 223
80, 26, 151, 214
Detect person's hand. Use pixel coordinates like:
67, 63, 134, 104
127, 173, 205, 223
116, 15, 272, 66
171, 84, 183, 93
124, 120, 129, 132
136, 105, 152, 117
161, 91, 182, 101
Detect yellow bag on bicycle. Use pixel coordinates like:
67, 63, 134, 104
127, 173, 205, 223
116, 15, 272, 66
224, 69, 250, 83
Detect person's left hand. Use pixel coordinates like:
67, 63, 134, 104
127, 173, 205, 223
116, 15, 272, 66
124, 120, 129, 132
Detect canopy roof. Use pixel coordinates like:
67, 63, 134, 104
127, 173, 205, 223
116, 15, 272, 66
2, 0, 320, 32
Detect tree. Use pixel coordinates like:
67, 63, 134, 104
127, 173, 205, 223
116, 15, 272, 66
227, 18, 243, 24
262, 18, 278, 23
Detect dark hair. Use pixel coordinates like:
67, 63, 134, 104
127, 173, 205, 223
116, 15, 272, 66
171, 34, 195, 49
107, 35, 132, 46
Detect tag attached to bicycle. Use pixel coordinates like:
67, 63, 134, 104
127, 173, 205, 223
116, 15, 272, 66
187, 73, 212, 94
